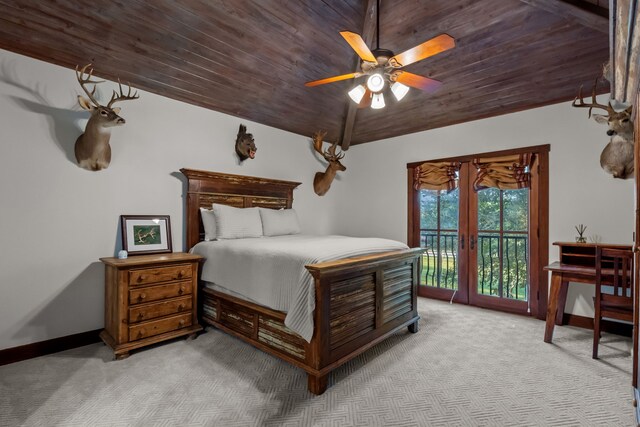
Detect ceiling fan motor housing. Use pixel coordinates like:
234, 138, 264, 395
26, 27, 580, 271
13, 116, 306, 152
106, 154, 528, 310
361, 48, 395, 72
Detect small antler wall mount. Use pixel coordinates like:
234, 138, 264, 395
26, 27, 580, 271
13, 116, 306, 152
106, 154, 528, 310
74, 64, 139, 171
572, 75, 634, 179
235, 124, 257, 161
312, 131, 346, 196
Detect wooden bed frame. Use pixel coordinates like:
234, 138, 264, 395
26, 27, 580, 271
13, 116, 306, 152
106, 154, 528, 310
181, 168, 423, 394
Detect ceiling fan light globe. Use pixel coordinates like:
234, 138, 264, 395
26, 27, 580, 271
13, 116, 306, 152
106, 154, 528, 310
366, 73, 385, 92
391, 82, 410, 101
348, 84, 367, 104
371, 92, 385, 109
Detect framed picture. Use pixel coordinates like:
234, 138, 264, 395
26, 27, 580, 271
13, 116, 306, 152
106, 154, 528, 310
120, 215, 172, 256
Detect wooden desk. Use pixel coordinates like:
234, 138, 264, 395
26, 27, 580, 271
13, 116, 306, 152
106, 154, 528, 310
544, 262, 595, 342
543, 242, 632, 343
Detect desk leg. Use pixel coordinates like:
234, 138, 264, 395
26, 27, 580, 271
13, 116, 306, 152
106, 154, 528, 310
555, 280, 569, 325
544, 274, 562, 343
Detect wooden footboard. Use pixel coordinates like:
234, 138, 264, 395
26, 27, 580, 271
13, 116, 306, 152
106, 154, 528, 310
200, 248, 422, 395
305, 248, 422, 393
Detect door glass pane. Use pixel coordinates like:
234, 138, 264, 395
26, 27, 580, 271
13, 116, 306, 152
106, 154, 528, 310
420, 191, 438, 230
476, 188, 529, 301
502, 233, 528, 300
440, 190, 459, 230
439, 232, 458, 289
419, 189, 459, 290
477, 233, 500, 296
477, 188, 500, 231
503, 190, 528, 232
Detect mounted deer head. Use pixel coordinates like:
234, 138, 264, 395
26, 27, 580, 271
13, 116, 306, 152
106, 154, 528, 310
572, 78, 634, 179
312, 131, 346, 196
235, 124, 256, 161
74, 64, 139, 171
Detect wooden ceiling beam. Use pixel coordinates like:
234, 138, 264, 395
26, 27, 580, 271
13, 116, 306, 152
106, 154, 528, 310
518, 0, 609, 33
340, 0, 377, 150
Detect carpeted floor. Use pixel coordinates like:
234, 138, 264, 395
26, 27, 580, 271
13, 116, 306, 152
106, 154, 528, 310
0, 298, 635, 426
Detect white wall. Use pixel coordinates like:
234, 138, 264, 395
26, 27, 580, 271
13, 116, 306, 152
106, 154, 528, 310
1, 48, 634, 350
0, 49, 341, 350
331, 100, 635, 318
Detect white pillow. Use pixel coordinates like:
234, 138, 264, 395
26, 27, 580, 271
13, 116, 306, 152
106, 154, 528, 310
260, 208, 301, 236
212, 204, 263, 239
200, 208, 217, 241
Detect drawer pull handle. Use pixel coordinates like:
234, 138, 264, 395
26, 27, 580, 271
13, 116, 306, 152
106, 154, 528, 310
178, 304, 185, 311
137, 330, 145, 338
178, 270, 185, 278
179, 319, 185, 327
137, 313, 144, 320
138, 293, 146, 302
178, 287, 184, 295
137, 275, 146, 282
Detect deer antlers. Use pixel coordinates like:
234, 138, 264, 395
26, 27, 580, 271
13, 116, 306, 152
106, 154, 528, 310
107, 79, 140, 107
75, 63, 139, 108
572, 77, 612, 118
75, 64, 104, 108
312, 131, 344, 162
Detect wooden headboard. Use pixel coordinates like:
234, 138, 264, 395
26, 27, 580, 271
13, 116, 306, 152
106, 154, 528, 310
180, 168, 301, 249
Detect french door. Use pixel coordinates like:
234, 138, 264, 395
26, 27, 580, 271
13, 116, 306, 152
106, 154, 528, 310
417, 164, 469, 304
409, 147, 548, 317
468, 183, 530, 313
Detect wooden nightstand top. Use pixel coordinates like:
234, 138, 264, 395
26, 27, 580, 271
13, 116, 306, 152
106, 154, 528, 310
100, 252, 203, 268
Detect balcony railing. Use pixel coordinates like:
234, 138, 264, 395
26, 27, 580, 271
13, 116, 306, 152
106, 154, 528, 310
420, 231, 458, 290
420, 232, 528, 301
477, 233, 528, 300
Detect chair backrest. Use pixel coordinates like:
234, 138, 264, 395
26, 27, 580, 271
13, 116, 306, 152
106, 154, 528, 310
595, 247, 634, 300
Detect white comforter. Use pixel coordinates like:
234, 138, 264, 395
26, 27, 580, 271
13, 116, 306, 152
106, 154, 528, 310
191, 234, 408, 342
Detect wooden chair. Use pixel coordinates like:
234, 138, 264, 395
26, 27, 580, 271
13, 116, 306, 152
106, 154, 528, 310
593, 247, 634, 359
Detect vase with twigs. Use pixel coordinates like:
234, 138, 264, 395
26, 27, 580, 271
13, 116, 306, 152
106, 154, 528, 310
575, 224, 587, 243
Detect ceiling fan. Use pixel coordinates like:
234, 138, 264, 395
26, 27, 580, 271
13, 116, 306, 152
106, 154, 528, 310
305, 1, 455, 109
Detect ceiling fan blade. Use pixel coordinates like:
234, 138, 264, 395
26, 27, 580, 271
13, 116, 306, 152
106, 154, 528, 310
305, 73, 360, 87
395, 72, 443, 92
389, 34, 455, 68
358, 89, 372, 108
340, 31, 377, 63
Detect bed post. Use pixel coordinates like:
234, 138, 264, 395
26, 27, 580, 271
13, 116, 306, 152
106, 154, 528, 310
306, 272, 331, 394
185, 192, 200, 251
408, 257, 420, 333
308, 374, 328, 395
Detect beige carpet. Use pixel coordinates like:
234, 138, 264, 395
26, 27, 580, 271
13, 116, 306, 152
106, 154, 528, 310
0, 298, 635, 426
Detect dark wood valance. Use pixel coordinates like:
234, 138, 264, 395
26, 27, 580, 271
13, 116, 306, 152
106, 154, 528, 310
472, 153, 534, 191
413, 161, 461, 193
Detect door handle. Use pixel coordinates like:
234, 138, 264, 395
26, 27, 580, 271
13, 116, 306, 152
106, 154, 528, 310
460, 235, 465, 249
470, 235, 475, 250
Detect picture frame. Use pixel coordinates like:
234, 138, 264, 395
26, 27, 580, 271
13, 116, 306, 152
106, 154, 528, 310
120, 215, 172, 256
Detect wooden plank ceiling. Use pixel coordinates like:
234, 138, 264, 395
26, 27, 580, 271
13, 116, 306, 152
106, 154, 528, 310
0, 0, 609, 146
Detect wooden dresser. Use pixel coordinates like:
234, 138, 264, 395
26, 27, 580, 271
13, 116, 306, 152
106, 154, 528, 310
99, 252, 203, 359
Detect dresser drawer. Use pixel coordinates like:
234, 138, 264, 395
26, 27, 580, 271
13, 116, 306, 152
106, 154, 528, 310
129, 281, 192, 305
129, 313, 192, 341
129, 264, 192, 286
129, 296, 192, 324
